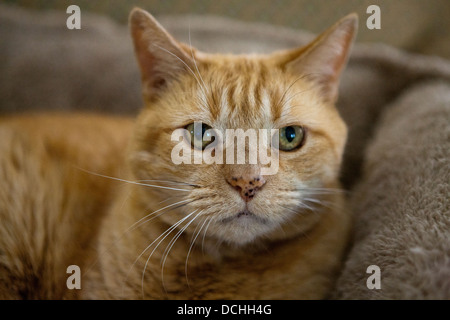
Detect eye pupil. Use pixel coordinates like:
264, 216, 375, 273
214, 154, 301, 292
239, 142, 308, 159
277, 125, 305, 151
185, 123, 214, 150
285, 126, 296, 142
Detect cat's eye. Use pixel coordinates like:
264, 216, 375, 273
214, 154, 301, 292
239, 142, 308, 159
185, 123, 215, 150
278, 125, 305, 151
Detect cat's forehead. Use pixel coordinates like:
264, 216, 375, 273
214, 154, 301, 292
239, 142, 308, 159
188, 58, 307, 129
208, 81, 277, 129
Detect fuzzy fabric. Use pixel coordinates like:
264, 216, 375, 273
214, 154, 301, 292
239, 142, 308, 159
333, 80, 450, 299
1, 4, 449, 299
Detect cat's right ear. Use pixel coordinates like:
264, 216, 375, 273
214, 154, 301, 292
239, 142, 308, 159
276, 13, 358, 104
129, 8, 194, 102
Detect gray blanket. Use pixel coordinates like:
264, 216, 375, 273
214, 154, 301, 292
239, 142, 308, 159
1, 4, 449, 299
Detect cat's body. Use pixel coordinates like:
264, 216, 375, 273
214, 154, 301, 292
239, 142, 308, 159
0, 9, 357, 299
0, 114, 132, 299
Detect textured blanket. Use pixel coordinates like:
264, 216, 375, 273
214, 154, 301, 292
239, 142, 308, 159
1, 4, 449, 299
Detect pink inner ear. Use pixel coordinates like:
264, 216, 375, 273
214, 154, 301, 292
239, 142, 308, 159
130, 10, 196, 101
285, 17, 356, 103
328, 26, 355, 77
135, 45, 154, 80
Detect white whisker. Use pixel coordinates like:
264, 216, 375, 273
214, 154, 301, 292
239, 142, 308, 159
152, 44, 209, 101
303, 197, 339, 210
299, 187, 347, 194
160, 210, 204, 293
126, 199, 191, 233
83, 198, 189, 281
137, 179, 202, 188
276, 74, 310, 110
76, 167, 191, 192
283, 87, 314, 107
201, 217, 214, 255
185, 216, 209, 288
297, 201, 315, 212
188, 25, 209, 98
132, 209, 198, 298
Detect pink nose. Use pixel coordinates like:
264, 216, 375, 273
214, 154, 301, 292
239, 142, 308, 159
227, 175, 266, 202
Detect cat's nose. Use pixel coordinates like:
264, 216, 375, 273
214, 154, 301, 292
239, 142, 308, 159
227, 175, 266, 202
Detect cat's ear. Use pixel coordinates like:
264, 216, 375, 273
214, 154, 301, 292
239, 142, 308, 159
281, 13, 358, 103
129, 8, 194, 101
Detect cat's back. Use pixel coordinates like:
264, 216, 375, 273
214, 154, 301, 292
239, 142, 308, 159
0, 113, 133, 299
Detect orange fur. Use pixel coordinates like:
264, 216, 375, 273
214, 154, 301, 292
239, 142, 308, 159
0, 9, 357, 299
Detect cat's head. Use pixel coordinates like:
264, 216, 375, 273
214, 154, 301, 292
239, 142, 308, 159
128, 8, 357, 247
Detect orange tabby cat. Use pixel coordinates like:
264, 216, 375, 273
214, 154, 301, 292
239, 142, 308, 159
0, 8, 357, 299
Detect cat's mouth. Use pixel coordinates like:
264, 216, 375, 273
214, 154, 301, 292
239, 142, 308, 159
237, 210, 252, 218
221, 209, 267, 224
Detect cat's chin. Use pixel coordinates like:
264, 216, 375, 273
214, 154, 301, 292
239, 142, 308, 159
211, 205, 324, 248
214, 210, 276, 246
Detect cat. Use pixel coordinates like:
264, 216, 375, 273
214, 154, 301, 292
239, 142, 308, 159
0, 8, 357, 299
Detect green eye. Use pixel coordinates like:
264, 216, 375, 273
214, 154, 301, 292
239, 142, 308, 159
185, 123, 215, 150
278, 125, 305, 151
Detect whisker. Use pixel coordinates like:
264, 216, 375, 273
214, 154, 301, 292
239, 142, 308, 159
156, 196, 179, 206
280, 199, 317, 213
188, 213, 204, 246
201, 216, 214, 255
152, 43, 209, 104
283, 87, 314, 106
276, 74, 310, 110
125, 199, 192, 233
83, 198, 190, 280
303, 197, 340, 210
279, 205, 304, 214
296, 187, 348, 195
302, 187, 345, 191
185, 216, 209, 288
137, 179, 202, 188
188, 25, 209, 99
160, 210, 204, 293
135, 209, 198, 299
119, 209, 195, 298
296, 201, 316, 212
76, 167, 191, 192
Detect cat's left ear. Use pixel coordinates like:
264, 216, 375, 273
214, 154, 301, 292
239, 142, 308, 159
281, 13, 358, 103
129, 8, 195, 102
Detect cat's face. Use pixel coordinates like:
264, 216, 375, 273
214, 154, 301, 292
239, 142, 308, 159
128, 9, 356, 246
